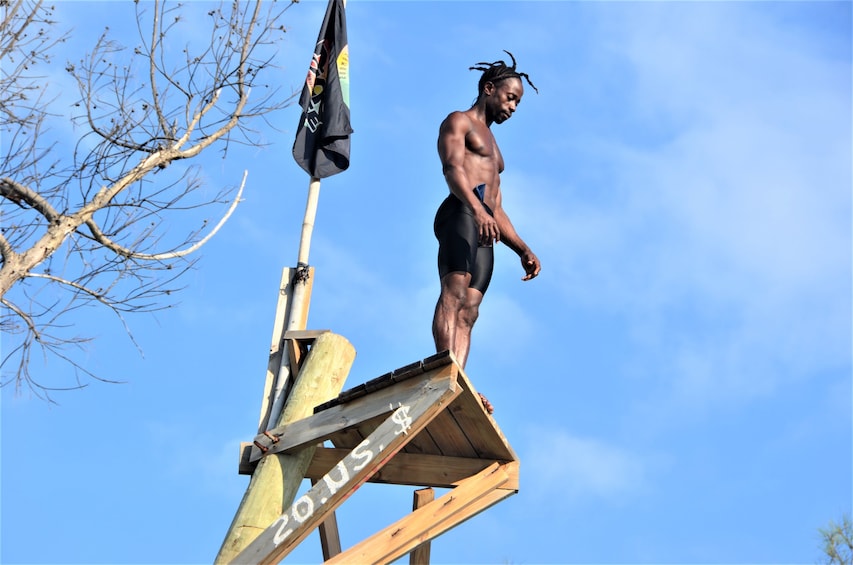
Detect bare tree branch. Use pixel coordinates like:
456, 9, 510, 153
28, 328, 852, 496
0, 176, 61, 221
82, 169, 248, 261
0, 0, 299, 398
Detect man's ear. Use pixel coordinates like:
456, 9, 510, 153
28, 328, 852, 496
483, 81, 495, 96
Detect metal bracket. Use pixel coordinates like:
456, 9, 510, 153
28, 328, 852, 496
253, 430, 280, 454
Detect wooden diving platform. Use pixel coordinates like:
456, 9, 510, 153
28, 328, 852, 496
237, 349, 519, 564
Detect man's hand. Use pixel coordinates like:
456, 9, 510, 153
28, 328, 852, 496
520, 250, 540, 281
475, 209, 500, 245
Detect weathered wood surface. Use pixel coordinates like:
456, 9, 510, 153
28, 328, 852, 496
409, 488, 435, 565
318, 356, 516, 463
399, 422, 442, 455
234, 350, 521, 563
312, 478, 342, 560
232, 373, 460, 565
305, 448, 508, 489
215, 332, 354, 565
283, 329, 331, 340
324, 462, 517, 565
250, 367, 446, 461
266, 267, 317, 434
424, 408, 478, 458
450, 366, 518, 461
313, 351, 454, 412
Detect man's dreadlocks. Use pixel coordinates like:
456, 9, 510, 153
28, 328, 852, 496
470, 50, 538, 97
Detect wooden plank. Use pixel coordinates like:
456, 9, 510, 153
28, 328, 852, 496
283, 329, 331, 340
327, 425, 364, 450
251, 371, 447, 461
318, 512, 342, 560
423, 407, 478, 458
315, 351, 454, 412
401, 425, 442, 456
255, 267, 295, 434
350, 412, 389, 446
409, 488, 434, 565
450, 367, 517, 461
238, 442, 255, 476
325, 462, 514, 565
255, 267, 318, 434
286, 338, 303, 379
501, 456, 520, 491
266, 266, 316, 433
446, 391, 512, 461
305, 448, 499, 489
311, 478, 342, 559
231, 375, 461, 565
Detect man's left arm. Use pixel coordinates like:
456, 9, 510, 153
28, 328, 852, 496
493, 190, 541, 281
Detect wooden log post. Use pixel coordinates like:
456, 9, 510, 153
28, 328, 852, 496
215, 332, 356, 564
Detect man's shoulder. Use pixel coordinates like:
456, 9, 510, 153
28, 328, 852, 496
441, 109, 488, 134
441, 110, 471, 127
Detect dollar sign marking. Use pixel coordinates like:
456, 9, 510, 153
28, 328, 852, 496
391, 403, 412, 436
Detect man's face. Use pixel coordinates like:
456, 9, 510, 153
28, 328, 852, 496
487, 78, 524, 124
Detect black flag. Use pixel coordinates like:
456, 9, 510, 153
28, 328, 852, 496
292, 0, 352, 179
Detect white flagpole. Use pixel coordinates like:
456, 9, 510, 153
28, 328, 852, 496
266, 176, 321, 429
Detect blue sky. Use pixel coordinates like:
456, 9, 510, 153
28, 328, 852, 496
2, 1, 851, 564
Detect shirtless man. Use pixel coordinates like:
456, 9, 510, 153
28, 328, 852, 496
432, 52, 541, 412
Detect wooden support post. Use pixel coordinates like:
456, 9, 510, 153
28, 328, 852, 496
312, 478, 343, 560
256, 267, 315, 434
409, 488, 434, 565
215, 332, 355, 564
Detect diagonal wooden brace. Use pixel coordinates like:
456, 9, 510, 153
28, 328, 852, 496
325, 461, 517, 565
247, 369, 445, 463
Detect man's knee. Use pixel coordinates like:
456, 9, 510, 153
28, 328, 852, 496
459, 288, 484, 329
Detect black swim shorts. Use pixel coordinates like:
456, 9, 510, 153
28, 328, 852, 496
433, 184, 494, 294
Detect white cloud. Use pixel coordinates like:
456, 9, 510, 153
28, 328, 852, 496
498, 2, 851, 417
522, 427, 657, 503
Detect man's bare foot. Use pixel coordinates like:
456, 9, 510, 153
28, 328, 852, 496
478, 392, 494, 415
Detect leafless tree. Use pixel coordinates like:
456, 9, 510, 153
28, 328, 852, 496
0, 0, 297, 400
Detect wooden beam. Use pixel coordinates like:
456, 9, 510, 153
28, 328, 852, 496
305, 448, 515, 489
286, 337, 304, 377
283, 329, 331, 340
250, 370, 450, 461
325, 462, 516, 565
286, 330, 331, 377
214, 332, 355, 564
311, 478, 342, 560
256, 267, 293, 433
238, 442, 255, 476
409, 488, 434, 565
231, 372, 460, 565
